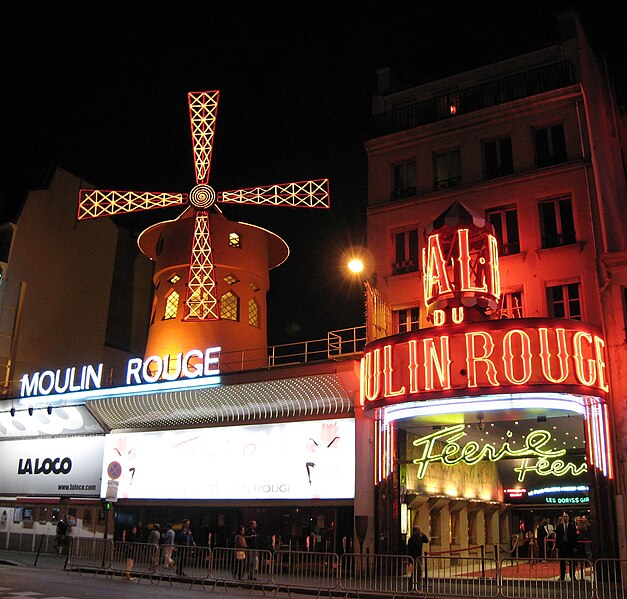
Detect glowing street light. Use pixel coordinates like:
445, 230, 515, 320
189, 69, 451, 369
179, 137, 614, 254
347, 258, 365, 274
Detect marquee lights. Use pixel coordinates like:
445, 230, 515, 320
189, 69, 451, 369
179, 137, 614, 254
528, 485, 589, 496
360, 320, 609, 406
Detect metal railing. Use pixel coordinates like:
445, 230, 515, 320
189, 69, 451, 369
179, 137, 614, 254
63, 538, 627, 599
267, 326, 366, 367
372, 61, 576, 138
0, 325, 367, 397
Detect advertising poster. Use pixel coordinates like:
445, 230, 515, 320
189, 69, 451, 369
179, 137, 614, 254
101, 418, 355, 500
0, 435, 104, 496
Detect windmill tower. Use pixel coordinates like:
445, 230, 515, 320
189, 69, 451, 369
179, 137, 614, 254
78, 91, 329, 371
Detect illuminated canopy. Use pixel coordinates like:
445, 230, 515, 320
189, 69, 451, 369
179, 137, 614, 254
86, 373, 353, 430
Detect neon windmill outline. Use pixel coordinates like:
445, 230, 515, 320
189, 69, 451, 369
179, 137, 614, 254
77, 90, 329, 320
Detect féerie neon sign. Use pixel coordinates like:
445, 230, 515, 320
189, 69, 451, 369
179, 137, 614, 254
19, 347, 221, 398
411, 423, 587, 482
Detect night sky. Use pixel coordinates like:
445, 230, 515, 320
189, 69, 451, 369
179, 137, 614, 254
1, 1, 622, 344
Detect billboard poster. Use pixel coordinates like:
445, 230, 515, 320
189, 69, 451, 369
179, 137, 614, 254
101, 418, 355, 500
0, 435, 104, 496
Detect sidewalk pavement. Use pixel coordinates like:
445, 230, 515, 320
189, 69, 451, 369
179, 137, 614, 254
0, 548, 67, 570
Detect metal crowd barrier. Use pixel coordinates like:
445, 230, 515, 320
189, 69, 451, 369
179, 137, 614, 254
424, 554, 498, 597
157, 545, 211, 586
210, 547, 273, 588
272, 549, 339, 591
109, 541, 160, 580
592, 559, 626, 599
62, 541, 627, 599
339, 552, 412, 595
67, 537, 114, 573
500, 557, 593, 598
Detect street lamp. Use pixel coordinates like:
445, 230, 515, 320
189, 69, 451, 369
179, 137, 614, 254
347, 258, 365, 275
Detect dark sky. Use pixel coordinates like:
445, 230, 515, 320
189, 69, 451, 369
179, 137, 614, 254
1, 1, 622, 344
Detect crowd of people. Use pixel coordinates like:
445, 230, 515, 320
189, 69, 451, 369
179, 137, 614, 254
119, 518, 261, 580
524, 513, 592, 580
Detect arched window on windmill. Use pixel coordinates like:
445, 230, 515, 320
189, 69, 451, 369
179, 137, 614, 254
248, 298, 259, 327
221, 291, 239, 321
164, 290, 180, 320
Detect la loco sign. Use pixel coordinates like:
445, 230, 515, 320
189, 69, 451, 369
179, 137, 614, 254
360, 319, 609, 406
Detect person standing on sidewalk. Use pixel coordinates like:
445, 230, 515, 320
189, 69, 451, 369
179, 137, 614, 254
148, 523, 161, 570
54, 517, 69, 556
122, 525, 138, 581
245, 520, 259, 580
162, 523, 176, 569
175, 519, 195, 576
407, 526, 429, 585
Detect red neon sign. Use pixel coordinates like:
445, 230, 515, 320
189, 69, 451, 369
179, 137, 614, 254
360, 319, 609, 406
422, 202, 501, 324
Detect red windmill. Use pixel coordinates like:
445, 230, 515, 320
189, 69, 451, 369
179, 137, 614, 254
77, 90, 329, 322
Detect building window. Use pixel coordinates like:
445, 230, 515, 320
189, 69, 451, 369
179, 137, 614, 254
248, 298, 259, 327
393, 229, 418, 275
392, 159, 416, 200
394, 307, 420, 333
168, 274, 181, 284
229, 233, 241, 248
249, 281, 260, 292
164, 290, 179, 320
223, 273, 239, 285
220, 291, 239, 321
534, 124, 567, 167
486, 205, 520, 255
547, 283, 582, 320
498, 291, 523, 319
483, 137, 513, 179
434, 148, 461, 190
539, 195, 575, 248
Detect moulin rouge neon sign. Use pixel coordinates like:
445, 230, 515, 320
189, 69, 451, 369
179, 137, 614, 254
360, 319, 609, 404
411, 423, 587, 482
360, 202, 610, 404
422, 228, 500, 325
19, 347, 221, 398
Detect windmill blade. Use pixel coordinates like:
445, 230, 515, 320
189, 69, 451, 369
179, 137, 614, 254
188, 91, 220, 185
218, 178, 329, 209
78, 189, 188, 220
184, 211, 219, 320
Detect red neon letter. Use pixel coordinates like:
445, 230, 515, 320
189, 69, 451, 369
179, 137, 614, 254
487, 234, 501, 299
538, 327, 569, 383
383, 344, 406, 398
465, 331, 499, 387
572, 331, 596, 386
361, 349, 382, 402
423, 234, 453, 305
408, 340, 421, 394
501, 329, 532, 384
593, 335, 609, 392
423, 336, 452, 391
457, 229, 488, 294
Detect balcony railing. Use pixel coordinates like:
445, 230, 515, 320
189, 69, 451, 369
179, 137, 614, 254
371, 61, 576, 138
1, 326, 367, 397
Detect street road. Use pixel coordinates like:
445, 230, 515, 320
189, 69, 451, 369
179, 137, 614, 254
0, 564, 262, 599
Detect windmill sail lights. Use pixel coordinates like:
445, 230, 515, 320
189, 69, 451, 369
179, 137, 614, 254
78, 90, 329, 321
